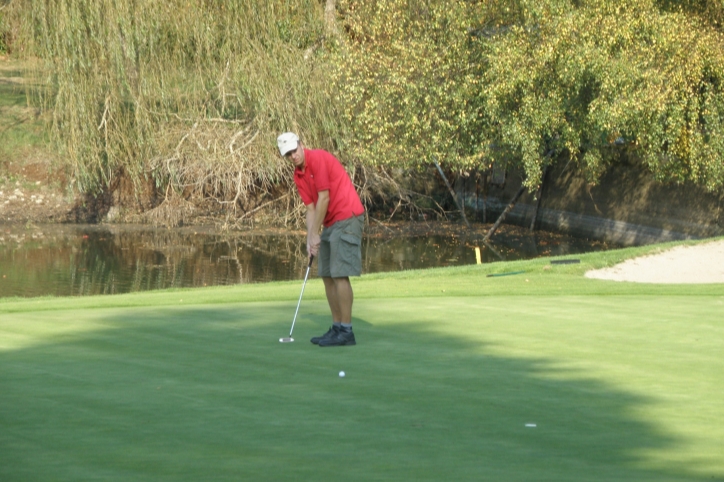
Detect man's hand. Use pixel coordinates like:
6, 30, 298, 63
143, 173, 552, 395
307, 232, 321, 257
305, 190, 329, 258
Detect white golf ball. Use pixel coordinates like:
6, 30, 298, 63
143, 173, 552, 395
339, 371, 345, 378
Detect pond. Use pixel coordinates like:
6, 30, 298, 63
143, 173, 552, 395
0, 222, 616, 298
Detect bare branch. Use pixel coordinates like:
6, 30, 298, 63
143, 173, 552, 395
238, 193, 291, 220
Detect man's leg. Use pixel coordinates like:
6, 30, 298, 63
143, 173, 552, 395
318, 276, 356, 346
326, 276, 353, 323
322, 276, 342, 322
317, 214, 362, 347
310, 229, 338, 345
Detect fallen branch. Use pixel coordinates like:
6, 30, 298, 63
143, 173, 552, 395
369, 217, 395, 233
483, 185, 526, 243
238, 193, 290, 221
433, 157, 471, 228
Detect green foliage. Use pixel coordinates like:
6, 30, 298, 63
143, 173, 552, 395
10, 0, 724, 211
332, 0, 482, 168
0, 6, 8, 54
334, 0, 724, 192
19, 0, 342, 205
478, 0, 724, 190
656, 0, 724, 28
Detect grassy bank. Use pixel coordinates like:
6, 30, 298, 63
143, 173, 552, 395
0, 57, 74, 222
1, 242, 723, 481
0, 59, 47, 170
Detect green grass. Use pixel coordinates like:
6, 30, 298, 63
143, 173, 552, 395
1, 241, 723, 481
0, 60, 50, 171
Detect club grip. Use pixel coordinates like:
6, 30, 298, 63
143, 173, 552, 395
308, 255, 315, 267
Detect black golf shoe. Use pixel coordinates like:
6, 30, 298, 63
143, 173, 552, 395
311, 325, 338, 345
318, 326, 356, 347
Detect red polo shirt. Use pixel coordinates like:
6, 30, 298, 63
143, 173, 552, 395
293, 149, 365, 227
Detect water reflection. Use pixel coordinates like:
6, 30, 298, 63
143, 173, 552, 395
0, 223, 614, 298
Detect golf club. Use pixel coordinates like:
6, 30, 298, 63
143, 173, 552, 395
279, 255, 314, 343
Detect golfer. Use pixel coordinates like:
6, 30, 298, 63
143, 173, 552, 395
277, 132, 365, 347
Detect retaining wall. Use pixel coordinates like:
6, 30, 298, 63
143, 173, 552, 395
462, 159, 724, 246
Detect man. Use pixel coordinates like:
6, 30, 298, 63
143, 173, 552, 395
277, 132, 365, 347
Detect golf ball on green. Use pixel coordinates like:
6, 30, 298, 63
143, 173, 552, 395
339, 371, 345, 377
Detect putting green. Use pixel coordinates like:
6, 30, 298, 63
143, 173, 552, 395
1, 247, 723, 481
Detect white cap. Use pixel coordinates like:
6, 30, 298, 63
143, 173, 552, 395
277, 132, 299, 156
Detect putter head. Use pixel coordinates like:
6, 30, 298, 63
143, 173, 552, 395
279, 337, 294, 343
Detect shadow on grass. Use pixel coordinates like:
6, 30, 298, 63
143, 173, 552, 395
0, 301, 710, 482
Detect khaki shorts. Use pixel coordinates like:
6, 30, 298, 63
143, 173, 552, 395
318, 214, 364, 278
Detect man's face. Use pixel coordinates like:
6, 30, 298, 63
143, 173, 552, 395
285, 144, 304, 168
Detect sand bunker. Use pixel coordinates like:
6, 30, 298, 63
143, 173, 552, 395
584, 240, 724, 284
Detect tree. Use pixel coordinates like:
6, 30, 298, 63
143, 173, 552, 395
332, 0, 482, 168
479, 0, 724, 191
334, 0, 724, 192
18, 0, 339, 210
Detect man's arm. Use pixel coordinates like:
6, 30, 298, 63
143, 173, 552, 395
306, 190, 329, 257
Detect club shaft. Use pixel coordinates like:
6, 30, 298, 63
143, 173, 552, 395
289, 257, 313, 336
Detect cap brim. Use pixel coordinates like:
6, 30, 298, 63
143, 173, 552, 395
279, 142, 298, 156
